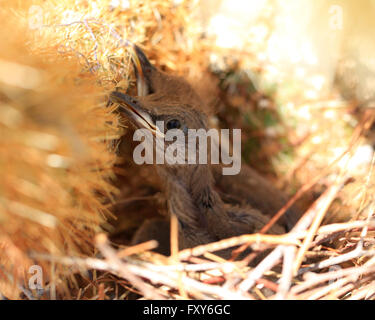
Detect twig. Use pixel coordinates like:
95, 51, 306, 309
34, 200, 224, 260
238, 178, 349, 294
177, 234, 300, 260
275, 246, 296, 299
32, 245, 252, 299
297, 245, 375, 275
238, 246, 283, 293
293, 178, 345, 274
117, 240, 158, 257
347, 280, 375, 300
291, 260, 375, 295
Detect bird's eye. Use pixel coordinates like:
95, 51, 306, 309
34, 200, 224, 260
166, 119, 181, 130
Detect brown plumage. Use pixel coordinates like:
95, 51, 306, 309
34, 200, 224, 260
110, 45, 300, 258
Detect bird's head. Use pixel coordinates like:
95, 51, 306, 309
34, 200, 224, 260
109, 45, 213, 177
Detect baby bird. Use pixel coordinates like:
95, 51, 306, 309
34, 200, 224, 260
110, 45, 299, 258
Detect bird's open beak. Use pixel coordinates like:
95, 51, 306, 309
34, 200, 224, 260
109, 91, 157, 131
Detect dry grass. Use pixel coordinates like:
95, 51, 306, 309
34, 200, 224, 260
0, 0, 374, 300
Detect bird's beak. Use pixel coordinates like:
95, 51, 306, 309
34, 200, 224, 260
109, 91, 165, 138
109, 91, 155, 130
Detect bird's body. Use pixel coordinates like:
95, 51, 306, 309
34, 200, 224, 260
110, 45, 300, 258
157, 159, 284, 258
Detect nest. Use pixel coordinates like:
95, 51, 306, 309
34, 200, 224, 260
0, 0, 374, 300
